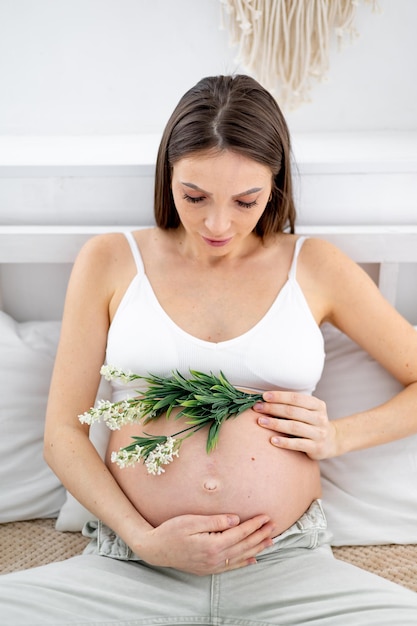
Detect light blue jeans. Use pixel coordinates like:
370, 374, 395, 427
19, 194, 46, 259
1, 501, 417, 625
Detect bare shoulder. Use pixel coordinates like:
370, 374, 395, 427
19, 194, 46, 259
298, 236, 368, 287
296, 236, 384, 326
67, 231, 144, 304
76, 231, 131, 266
298, 235, 352, 266
73, 229, 156, 275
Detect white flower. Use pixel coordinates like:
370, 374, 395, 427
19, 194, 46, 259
100, 364, 135, 383
144, 437, 180, 475
110, 437, 181, 474
79, 398, 143, 430
78, 400, 114, 426
78, 408, 100, 425
111, 445, 143, 469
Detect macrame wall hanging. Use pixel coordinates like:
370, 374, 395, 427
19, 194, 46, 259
220, 0, 380, 109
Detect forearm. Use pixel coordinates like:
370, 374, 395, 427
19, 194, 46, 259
334, 381, 417, 455
44, 424, 153, 542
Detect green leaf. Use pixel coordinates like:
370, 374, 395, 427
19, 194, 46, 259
102, 368, 265, 472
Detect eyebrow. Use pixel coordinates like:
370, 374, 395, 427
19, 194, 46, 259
232, 187, 263, 198
181, 182, 263, 197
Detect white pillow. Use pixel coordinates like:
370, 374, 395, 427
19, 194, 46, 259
0, 311, 66, 522
316, 323, 417, 546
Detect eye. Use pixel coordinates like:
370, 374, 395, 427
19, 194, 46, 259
236, 199, 258, 209
183, 193, 205, 204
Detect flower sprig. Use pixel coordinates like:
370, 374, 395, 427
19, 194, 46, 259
79, 367, 263, 475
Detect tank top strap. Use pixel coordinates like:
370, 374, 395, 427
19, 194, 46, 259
124, 231, 145, 275
288, 236, 308, 281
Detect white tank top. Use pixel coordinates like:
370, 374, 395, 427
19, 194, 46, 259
106, 232, 325, 401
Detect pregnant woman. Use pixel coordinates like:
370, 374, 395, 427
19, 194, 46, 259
1, 74, 417, 625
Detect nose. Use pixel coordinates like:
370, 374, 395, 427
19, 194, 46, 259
204, 206, 231, 236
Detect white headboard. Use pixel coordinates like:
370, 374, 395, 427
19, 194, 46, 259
1, 225, 417, 322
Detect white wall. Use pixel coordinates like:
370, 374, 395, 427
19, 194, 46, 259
0, 0, 416, 135
0, 0, 416, 322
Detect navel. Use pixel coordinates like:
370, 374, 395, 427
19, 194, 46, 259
203, 478, 219, 491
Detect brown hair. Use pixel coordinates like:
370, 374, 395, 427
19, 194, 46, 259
154, 74, 296, 235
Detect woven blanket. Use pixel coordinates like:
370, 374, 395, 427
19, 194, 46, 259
1, 519, 416, 593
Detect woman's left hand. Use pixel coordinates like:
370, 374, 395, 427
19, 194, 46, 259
253, 391, 339, 460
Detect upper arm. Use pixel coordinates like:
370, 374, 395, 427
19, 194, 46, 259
301, 238, 417, 387
45, 233, 132, 434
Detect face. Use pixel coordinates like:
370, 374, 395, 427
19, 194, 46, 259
171, 150, 273, 256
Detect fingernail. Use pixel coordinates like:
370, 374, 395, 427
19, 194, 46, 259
258, 417, 268, 425
254, 402, 263, 411
271, 437, 280, 445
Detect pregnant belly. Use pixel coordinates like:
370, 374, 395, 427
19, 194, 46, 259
106, 408, 322, 534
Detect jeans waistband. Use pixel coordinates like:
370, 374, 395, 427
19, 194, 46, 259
83, 499, 331, 562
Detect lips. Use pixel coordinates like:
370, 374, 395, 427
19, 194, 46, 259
202, 236, 233, 247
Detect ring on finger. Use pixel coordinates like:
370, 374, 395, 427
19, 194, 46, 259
225, 558, 229, 568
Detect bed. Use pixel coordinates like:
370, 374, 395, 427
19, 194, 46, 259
1, 223, 417, 593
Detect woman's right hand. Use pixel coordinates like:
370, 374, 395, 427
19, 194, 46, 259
133, 512, 276, 575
